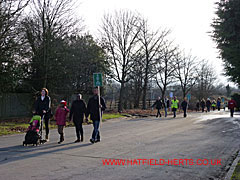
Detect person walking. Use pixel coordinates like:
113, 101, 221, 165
86, 87, 106, 144
181, 98, 188, 118
196, 101, 200, 112
206, 98, 211, 112
171, 96, 179, 118
217, 98, 221, 111
55, 100, 69, 144
69, 94, 87, 143
152, 97, 163, 117
200, 99, 206, 113
228, 98, 237, 117
35, 88, 51, 141
163, 97, 170, 117
212, 100, 216, 111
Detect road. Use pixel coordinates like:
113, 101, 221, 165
0, 110, 240, 180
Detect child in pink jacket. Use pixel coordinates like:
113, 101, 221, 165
55, 100, 69, 144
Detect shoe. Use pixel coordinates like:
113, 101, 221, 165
90, 139, 95, 144
95, 139, 100, 143
45, 135, 49, 142
58, 141, 61, 144
74, 139, 80, 143
80, 137, 84, 142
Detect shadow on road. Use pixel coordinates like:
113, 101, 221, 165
0, 141, 92, 165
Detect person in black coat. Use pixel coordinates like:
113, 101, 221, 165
69, 94, 87, 143
200, 99, 206, 113
86, 87, 106, 143
152, 97, 163, 117
196, 101, 200, 111
206, 98, 211, 112
181, 98, 188, 117
35, 88, 51, 141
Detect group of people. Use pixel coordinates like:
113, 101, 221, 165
152, 96, 238, 118
35, 88, 238, 144
152, 96, 188, 118
34, 87, 106, 144
197, 98, 222, 113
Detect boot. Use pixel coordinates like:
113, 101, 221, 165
58, 134, 64, 144
80, 136, 84, 142
62, 134, 64, 142
45, 135, 49, 142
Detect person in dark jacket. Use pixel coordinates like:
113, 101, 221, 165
181, 98, 188, 117
206, 98, 211, 112
35, 88, 51, 141
200, 99, 206, 113
163, 97, 170, 117
152, 97, 163, 117
86, 87, 106, 144
196, 101, 200, 111
69, 94, 87, 143
217, 98, 221, 111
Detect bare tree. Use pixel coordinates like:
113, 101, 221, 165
174, 51, 198, 98
155, 42, 177, 99
129, 53, 145, 108
193, 60, 217, 100
138, 18, 170, 109
100, 10, 141, 112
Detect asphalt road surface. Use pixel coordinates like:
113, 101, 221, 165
1, 110, 240, 180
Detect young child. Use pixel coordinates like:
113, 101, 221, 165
55, 100, 69, 144
28, 115, 41, 132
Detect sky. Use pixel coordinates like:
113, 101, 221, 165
76, 0, 232, 85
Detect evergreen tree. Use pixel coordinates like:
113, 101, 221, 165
212, 0, 240, 85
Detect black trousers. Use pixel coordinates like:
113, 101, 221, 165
156, 109, 161, 117
74, 121, 83, 140
172, 108, 177, 117
40, 114, 49, 136
230, 109, 234, 117
183, 108, 187, 117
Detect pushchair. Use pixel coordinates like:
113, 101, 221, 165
23, 115, 46, 146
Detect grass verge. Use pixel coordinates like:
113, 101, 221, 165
231, 160, 240, 180
0, 113, 126, 136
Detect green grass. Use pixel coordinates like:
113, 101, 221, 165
0, 122, 58, 136
232, 161, 240, 180
0, 113, 125, 136
102, 113, 124, 120
0, 122, 29, 136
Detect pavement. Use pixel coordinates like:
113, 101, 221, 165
0, 110, 240, 180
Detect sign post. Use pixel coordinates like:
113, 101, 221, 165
93, 73, 103, 125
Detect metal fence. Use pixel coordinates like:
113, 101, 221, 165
0, 93, 34, 119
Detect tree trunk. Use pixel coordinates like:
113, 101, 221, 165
118, 82, 124, 112
142, 78, 148, 109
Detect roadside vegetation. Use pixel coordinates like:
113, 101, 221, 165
231, 160, 240, 180
0, 113, 125, 136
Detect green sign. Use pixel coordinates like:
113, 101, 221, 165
93, 73, 103, 87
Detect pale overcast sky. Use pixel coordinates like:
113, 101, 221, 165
77, 0, 231, 85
